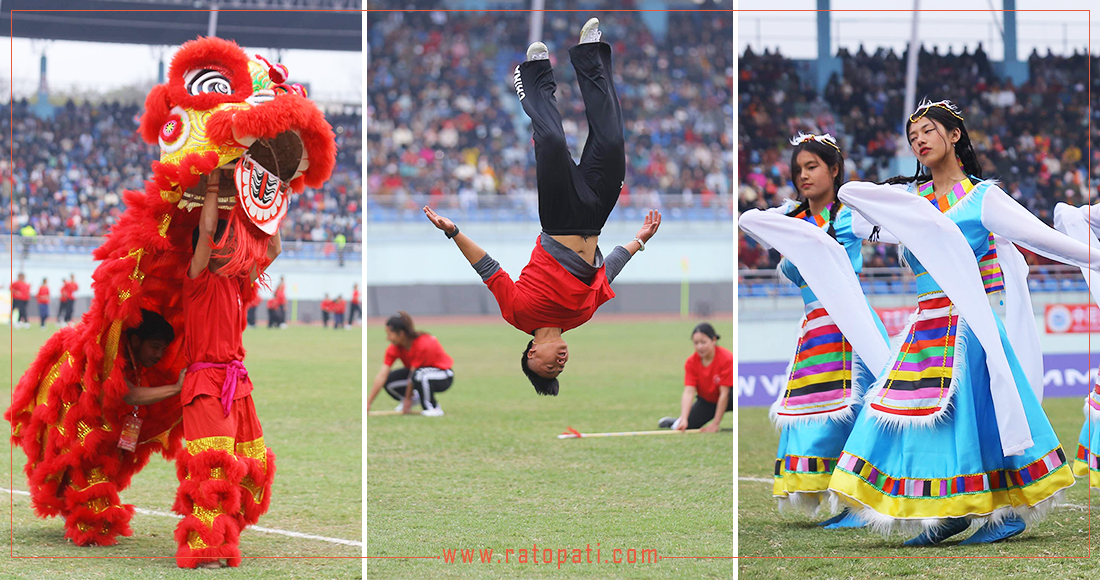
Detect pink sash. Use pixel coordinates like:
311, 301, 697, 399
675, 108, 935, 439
187, 361, 248, 417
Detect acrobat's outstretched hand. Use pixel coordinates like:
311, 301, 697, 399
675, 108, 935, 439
423, 206, 457, 236
636, 209, 662, 244
423, 205, 487, 266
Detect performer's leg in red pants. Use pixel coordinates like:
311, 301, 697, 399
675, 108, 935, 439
173, 395, 275, 568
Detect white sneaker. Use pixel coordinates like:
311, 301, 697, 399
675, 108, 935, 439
421, 407, 444, 417
579, 17, 601, 44
526, 42, 548, 62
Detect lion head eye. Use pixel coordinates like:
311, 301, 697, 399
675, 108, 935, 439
184, 69, 233, 96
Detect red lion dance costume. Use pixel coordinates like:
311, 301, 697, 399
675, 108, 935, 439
5, 37, 335, 568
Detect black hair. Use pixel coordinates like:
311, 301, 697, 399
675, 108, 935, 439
521, 340, 559, 396
191, 219, 229, 252
385, 311, 421, 340
884, 101, 983, 186
128, 309, 175, 343
787, 138, 845, 239
691, 322, 720, 341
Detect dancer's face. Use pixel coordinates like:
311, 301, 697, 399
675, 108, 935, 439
692, 332, 716, 360
907, 117, 959, 168
130, 335, 169, 368
528, 338, 569, 378
793, 151, 836, 205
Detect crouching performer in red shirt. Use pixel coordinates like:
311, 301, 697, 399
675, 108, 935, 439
175, 178, 281, 569
424, 18, 660, 396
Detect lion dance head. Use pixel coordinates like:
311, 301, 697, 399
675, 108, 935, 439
5, 37, 337, 547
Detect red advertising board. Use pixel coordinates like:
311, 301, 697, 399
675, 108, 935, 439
874, 307, 915, 337
1044, 303, 1100, 333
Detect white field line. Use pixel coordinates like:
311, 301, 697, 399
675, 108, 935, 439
736, 478, 1091, 511
2, 486, 362, 547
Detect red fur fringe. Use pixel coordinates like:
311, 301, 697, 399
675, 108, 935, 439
237, 447, 276, 527
173, 447, 248, 568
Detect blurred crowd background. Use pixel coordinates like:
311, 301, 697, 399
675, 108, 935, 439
739, 45, 1098, 270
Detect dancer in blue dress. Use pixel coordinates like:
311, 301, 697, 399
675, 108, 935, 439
1052, 203, 1100, 492
740, 134, 892, 526
832, 99, 1099, 545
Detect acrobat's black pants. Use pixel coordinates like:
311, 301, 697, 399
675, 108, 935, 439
384, 367, 454, 412
686, 396, 733, 429
515, 42, 625, 236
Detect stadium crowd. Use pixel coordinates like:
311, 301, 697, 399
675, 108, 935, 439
739, 45, 1100, 270
3, 99, 363, 243
366, 7, 733, 216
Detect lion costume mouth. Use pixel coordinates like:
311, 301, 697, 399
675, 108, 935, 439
179, 129, 306, 234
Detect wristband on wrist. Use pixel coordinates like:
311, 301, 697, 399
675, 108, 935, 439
632, 237, 645, 251
446, 225, 460, 239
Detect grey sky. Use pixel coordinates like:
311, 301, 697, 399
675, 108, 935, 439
737, 0, 1097, 60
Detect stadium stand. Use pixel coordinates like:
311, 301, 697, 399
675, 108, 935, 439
366, 6, 733, 222
4, 98, 362, 243
738, 46, 1099, 277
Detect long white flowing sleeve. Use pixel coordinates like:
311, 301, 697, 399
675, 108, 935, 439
838, 181, 1032, 457
738, 209, 892, 375
1054, 203, 1100, 310
1086, 203, 1100, 237
981, 186, 1100, 270
993, 236, 1044, 402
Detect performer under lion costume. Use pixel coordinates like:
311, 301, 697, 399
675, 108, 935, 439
5, 37, 335, 566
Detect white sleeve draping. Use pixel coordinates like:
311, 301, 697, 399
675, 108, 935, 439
838, 181, 1033, 457
993, 236, 1044, 402
981, 186, 1100, 271
738, 209, 892, 376
1054, 203, 1100, 313
1086, 203, 1100, 238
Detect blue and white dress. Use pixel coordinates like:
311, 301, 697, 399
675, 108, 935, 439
740, 201, 891, 513
830, 178, 1088, 532
1052, 203, 1100, 491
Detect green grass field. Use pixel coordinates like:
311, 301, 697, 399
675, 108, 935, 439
365, 318, 734, 580
3, 325, 362, 580
738, 398, 1099, 579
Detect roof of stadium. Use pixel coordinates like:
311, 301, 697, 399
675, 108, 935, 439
3, 0, 362, 52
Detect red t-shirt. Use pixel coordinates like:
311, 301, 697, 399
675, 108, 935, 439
180, 269, 253, 406
321, 299, 334, 313
36, 285, 50, 304
10, 280, 30, 301
384, 334, 453, 371
332, 299, 345, 314
484, 236, 616, 334
684, 346, 734, 404
61, 281, 78, 301
275, 284, 287, 306
352, 289, 360, 304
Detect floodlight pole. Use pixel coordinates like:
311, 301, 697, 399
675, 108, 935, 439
208, 4, 219, 38
528, 0, 544, 46
903, 0, 920, 131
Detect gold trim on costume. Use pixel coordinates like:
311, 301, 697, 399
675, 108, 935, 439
186, 436, 236, 455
